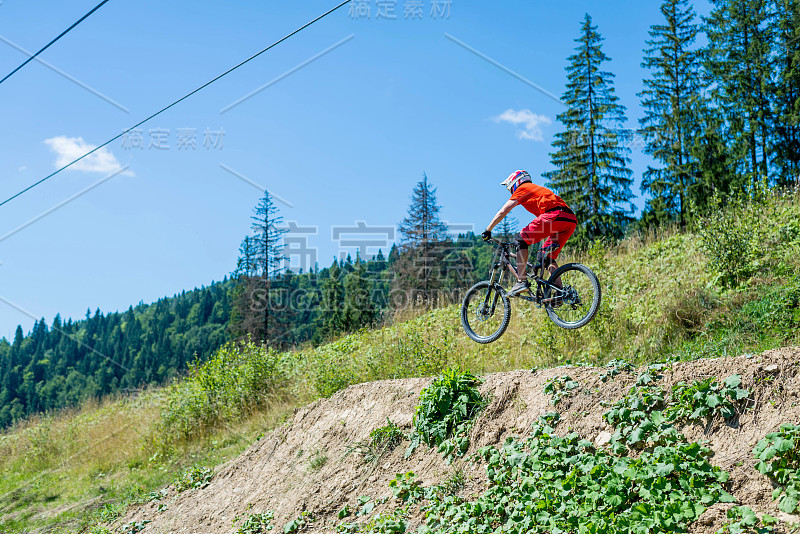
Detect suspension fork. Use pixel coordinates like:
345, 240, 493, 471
482, 255, 504, 314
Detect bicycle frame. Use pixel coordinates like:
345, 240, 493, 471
485, 239, 566, 306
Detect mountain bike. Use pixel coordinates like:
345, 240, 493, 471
460, 239, 601, 343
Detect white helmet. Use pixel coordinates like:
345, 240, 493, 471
501, 170, 531, 193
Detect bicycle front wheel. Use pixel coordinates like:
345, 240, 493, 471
461, 281, 511, 344
544, 263, 601, 329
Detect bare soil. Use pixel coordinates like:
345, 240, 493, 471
117, 347, 800, 533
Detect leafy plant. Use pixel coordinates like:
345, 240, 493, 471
543, 375, 580, 405
408, 368, 486, 463
389, 472, 423, 503
754, 424, 800, 513
441, 465, 466, 496
603, 385, 674, 450
369, 420, 405, 451
418, 421, 734, 534
716, 506, 777, 534
603, 373, 751, 453
635, 363, 669, 386
129, 488, 168, 505
665, 375, 750, 423
357, 495, 376, 516
235, 511, 275, 534
357, 511, 408, 534
283, 511, 313, 533
599, 359, 635, 382
175, 466, 213, 492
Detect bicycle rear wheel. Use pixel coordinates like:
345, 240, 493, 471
543, 263, 601, 329
461, 281, 511, 343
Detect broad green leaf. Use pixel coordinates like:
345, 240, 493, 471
779, 494, 799, 513
654, 463, 674, 476
774, 437, 794, 453
724, 375, 742, 388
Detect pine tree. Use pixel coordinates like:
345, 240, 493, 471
772, 0, 800, 185
231, 192, 288, 345
397, 173, 449, 244
705, 0, 775, 187
392, 174, 449, 306
544, 14, 635, 240
639, 0, 704, 226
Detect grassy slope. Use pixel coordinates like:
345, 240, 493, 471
1, 190, 798, 533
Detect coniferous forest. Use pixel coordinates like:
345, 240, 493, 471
2, 0, 800, 428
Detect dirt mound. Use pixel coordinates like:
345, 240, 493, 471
118, 347, 800, 533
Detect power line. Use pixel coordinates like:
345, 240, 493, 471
0, 0, 351, 209
0, 0, 113, 86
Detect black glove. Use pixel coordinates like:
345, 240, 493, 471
481, 230, 492, 241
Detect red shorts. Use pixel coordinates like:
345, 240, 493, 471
519, 209, 577, 259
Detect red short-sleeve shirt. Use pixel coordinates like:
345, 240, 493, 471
510, 183, 568, 217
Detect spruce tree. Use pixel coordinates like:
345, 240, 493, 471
397, 173, 449, 244
252, 192, 288, 345
639, 0, 704, 226
392, 174, 449, 306
772, 0, 800, 185
544, 14, 634, 240
231, 192, 288, 345
705, 0, 775, 187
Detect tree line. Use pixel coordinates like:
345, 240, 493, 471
547, 0, 800, 240
0, 284, 231, 428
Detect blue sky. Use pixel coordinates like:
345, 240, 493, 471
0, 0, 712, 339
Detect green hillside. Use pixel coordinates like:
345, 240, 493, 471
0, 188, 798, 533
0, 281, 234, 428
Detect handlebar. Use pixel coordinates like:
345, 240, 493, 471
485, 238, 515, 246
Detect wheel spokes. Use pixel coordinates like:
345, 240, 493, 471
465, 287, 504, 338
548, 269, 596, 324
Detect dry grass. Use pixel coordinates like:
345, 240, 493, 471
0, 387, 300, 533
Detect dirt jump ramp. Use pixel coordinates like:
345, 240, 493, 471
119, 347, 800, 533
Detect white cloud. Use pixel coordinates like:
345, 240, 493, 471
18, 166, 26, 172
493, 109, 552, 142
44, 136, 134, 176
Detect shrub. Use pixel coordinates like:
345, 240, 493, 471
409, 368, 486, 463
700, 189, 800, 288
159, 340, 286, 442
412, 368, 485, 449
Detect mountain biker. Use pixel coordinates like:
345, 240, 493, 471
480, 170, 578, 297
